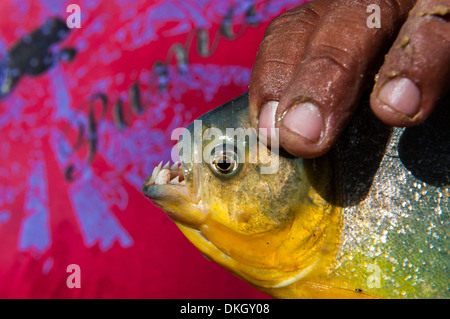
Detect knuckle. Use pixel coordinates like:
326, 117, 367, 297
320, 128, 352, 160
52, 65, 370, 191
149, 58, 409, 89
308, 42, 359, 73
256, 32, 303, 69
389, 2, 450, 71
265, 3, 321, 35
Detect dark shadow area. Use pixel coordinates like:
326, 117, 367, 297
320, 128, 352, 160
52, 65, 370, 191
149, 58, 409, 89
306, 92, 392, 207
398, 95, 449, 187
307, 92, 450, 207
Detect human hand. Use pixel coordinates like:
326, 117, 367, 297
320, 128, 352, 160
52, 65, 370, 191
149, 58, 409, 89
249, 0, 450, 158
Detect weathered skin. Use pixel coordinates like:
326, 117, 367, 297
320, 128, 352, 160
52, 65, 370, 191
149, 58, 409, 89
143, 92, 449, 298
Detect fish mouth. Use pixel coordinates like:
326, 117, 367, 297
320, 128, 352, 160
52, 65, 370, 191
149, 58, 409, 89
142, 160, 204, 228
143, 160, 186, 193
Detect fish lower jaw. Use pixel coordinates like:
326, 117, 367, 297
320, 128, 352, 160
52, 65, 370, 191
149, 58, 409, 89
177, 222, 324, 290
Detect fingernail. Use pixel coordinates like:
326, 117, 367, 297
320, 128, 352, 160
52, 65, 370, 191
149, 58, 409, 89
281, 102, 323, 142
377, 77, 421, 117
258, 101, 279, 143
258, 101, 278, 130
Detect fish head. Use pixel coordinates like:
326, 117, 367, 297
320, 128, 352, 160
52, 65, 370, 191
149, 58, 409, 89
143, 93, 337, 291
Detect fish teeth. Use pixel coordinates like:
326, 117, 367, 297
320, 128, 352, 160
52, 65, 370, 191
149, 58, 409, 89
147, 160, 184, 186
148, 166, 160, 184
180, 180, 185, 185
170, 176, 180, 184
163, 161, 170, 169
155, 169, 171, 185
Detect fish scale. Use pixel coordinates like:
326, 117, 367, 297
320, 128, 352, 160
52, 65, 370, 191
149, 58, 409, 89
328, 95, 449, 298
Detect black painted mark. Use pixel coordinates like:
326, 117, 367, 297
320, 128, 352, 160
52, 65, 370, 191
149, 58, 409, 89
87, 105, 98, 163
64, 164, 76, 182
113, 98, 127, 130
129, 82, 143, 115
0, 17, 76, 99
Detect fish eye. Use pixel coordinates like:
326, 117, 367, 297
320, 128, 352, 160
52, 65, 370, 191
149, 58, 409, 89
209, 143, 241, 177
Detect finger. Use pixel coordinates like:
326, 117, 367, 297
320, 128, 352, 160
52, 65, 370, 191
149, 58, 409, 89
370, 0, 450, 127
249, 0, 330, 135
275, 0, 415, 158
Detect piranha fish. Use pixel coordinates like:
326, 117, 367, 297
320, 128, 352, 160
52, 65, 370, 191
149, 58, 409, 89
143, 92, 449, 299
